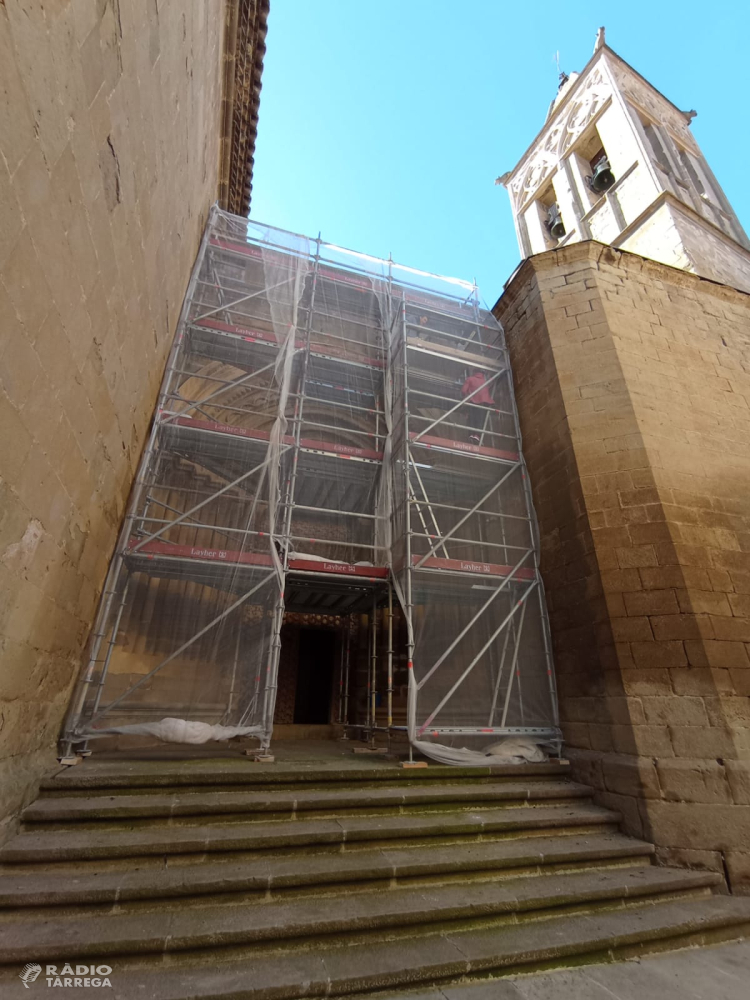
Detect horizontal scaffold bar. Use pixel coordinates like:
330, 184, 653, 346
191, 316, 304, 350
406, 337, 503, 371
127, 539, 273, 566
190, 317, 386, 368
126, 540, 388, 580
410, 555, 536, 580
209, 237, 384, 293
415, 727, 559, 737
160, 415, 384, 462
289, 561, 388, 580
408, 431, 519, 463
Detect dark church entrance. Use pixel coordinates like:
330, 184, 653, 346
292, 628, 336, 725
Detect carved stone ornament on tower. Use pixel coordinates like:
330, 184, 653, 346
609, 62, 698, 154
508, 68, 610, 212
498, 32, 750, 293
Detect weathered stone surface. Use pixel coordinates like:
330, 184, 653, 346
641, 695, 708, 727
390, 942, 750, 1000
564, 748, 605, 790
599, 789, 644, 839
602, 753, 660, 799
669, 725, 738, 760
0, 0, 224, 826
653, 845, 724, 875
444, 984, 524, 1000
582, 942, 750, 999
496, 243, 750, 886
726, 761, 750, 804
0, 761, 748, 995
0, 832, 654, 909
0, 866, 720, 965
41, 757, 570, 790
645, 802, 750, 852
22, 779, 593, 823
725, 851, 750, 896
655, 759, 732, 805
0, 803, 621, 864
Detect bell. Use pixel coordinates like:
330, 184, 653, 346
589, 156, 615, 194
547, 203, 566, 240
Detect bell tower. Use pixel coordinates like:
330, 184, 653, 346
497, 29, 750, 293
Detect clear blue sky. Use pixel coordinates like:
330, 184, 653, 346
250, 1, 749, 306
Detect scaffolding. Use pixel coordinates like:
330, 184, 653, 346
61, 209, 560, 762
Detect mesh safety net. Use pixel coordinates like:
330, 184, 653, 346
61, 210, 559, 760
387, 271, 558, 764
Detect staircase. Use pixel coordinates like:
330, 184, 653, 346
0, 758, 748, 998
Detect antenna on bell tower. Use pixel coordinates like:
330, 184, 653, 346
554, 51, 568, 90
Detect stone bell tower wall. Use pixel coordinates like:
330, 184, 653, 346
501, 44, 750, 295
495, 240, 750, 893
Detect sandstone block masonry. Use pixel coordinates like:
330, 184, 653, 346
496, 241, 750, 893
0, 0, 225, 829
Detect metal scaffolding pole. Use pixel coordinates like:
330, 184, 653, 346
337, 627, 345, 726
401, 299, 416, 764
59, 207, 218, 759
259, 235, 322, 754
393, 276, 560, 756
342, 619, 351, 735
369, 595, 378, 746
60, 210, 559, 763
386, 580, 393, 750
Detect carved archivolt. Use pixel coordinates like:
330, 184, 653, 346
509, 67, 610, 211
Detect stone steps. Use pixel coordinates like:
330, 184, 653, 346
0, 832, 655, 911
21, 779, 593, 826
0, 866, 722, 966
1, 757, 748, 998
37, 760, 570, 791
0, 803, 620, 865
1, 896, 749, 999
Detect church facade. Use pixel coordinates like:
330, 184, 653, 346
0, 5, 748, 898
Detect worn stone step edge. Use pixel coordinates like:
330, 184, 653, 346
0, 867, 721, 965
24, 782, 591, 823
40, 761, 569, 791
0, 833, 654, 908
0, 805, 621, 863
2, 897, 747, 1000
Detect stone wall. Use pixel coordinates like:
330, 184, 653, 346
496, 240, 750, 893
0, 0, 225, 829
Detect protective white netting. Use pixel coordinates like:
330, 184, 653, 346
62, 211, 311, 749
61, 210, 559, 760
389, 280, 559, 764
